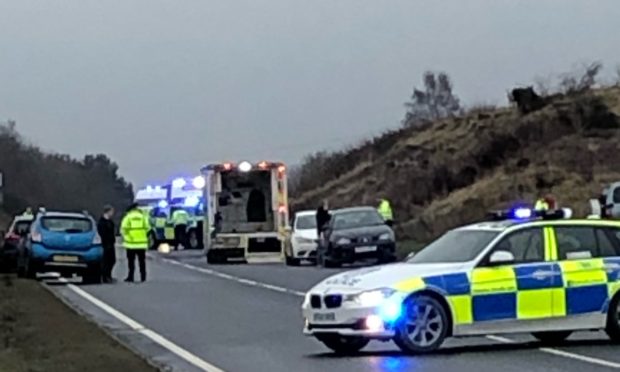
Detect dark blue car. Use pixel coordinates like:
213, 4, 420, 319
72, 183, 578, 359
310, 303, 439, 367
17, 210, 104, 284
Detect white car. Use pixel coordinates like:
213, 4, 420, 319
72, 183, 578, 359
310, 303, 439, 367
302, 209, 620, 355
285, 211, 318, 266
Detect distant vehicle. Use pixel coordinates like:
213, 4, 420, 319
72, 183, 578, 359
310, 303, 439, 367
16, 210, 103, 284
302, 207, 620, 355
591, 182, 620, 218
202, 161, 290, 264
317, 206, 396, 268
0, 214, 34, 271
285, 210, 318, 266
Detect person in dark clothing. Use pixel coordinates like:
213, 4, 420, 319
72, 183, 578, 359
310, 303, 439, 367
97, 205, 116, 283
315, 201, 331, 239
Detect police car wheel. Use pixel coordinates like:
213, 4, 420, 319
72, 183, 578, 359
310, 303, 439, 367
394, 295, 448, 354
605, 294, 620, 342
316, 334, 369, 355
531, 331, 572, 344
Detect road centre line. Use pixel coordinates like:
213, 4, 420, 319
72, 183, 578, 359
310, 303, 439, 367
57, 279, 226, 372
163, 257, 620, 369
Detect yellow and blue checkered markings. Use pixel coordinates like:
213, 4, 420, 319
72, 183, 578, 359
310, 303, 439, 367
410, 258, 620, 326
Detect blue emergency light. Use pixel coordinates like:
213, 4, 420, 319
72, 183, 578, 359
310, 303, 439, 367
158, 200, 168, 208
184, 195, 200, 208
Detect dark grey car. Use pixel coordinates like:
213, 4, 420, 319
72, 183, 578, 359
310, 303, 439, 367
317, 207, 396, 268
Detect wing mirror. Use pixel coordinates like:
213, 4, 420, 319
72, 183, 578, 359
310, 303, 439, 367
488, 250, 515, 265
405, 251, 416, 261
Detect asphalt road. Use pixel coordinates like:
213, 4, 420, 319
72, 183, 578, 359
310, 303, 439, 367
47, 249, 620, 372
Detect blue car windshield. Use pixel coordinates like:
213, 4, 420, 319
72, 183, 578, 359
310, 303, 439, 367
407, 230, 499, 264
41, 217, 93, 233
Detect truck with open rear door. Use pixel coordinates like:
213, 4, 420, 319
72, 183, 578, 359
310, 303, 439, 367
202, 161, 289, 264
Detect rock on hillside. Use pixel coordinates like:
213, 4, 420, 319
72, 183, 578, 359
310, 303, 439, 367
291, 86, 620, 242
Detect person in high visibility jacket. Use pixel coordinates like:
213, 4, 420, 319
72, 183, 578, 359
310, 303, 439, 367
121, 203, 150, 282
171, 208, 191, 250
377, 198, 394, 227
534, 194, 556, 212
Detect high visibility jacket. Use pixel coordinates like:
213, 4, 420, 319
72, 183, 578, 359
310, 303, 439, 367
534, 199, 549, 211
171, 209, 190, 226
378, 199, 394, 221
154, 216, 167, 228
121, 209, 150, 250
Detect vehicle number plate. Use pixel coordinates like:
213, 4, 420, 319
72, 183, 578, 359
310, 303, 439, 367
53, 255, 78, 263
355, 246, 377, 253
313, 313, 336, 322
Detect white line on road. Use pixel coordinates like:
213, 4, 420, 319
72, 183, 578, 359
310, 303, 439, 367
59, 279, 226, 372
162, 257, 306, 297
487, 335, 620, 369
161, 257, 620, 369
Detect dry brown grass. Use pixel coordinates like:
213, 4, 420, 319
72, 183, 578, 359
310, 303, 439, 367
292, 86, 620, 242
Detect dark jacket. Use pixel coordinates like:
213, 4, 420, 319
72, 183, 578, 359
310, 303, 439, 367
316, 207, 330, 236
97, 216, 116, 248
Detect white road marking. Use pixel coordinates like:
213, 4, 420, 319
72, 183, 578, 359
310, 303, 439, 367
488, 335, 620, 369
57, 279, 226, 372
162, 257, 305, 297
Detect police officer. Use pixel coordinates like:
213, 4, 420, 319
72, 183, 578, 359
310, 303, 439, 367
377, 197, 394, 227
121, 203, 150, 282
534, 194, 556, 212
171, 207, 190, 250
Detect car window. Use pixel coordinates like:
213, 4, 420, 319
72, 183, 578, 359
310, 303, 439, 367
12, 221, 32, 235
332, 210, 384, 230
613, 187, 620, 204
41, 217, 93, 233
295, 215, 316, 230
408, 230, 499, 264
555, 226, 597, 260
596, 227, 620, 257
489, 228, 544, 264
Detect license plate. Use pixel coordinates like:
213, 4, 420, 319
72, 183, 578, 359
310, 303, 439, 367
355, 246, 377, 253
53, 255, 78, 263
313, 313, 336, 322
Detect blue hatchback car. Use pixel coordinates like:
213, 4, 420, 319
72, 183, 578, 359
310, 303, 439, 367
17, 210, 104, 284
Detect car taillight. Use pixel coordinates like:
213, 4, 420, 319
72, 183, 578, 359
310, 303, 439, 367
4, 232, 19, 241
31, 230, 42, 243
92, 234, 102, 245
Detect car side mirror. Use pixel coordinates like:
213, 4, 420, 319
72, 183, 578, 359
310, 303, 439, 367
405, 252, 415, 260
488, 250, 515, 265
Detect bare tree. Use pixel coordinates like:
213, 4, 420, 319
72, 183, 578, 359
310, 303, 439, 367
559, 62, 603, 94
403, 71, 461, 127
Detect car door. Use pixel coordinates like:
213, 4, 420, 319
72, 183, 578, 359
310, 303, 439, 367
551, 225, 617, 318
470, 227, 561, 324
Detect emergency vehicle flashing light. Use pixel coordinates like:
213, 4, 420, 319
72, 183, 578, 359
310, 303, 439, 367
172, 178, 186, 188
158, 200, 168, 208
184, 195, 200, 208
489, 207, 573, 222
192, 176, 206, 189
238, 161, 252, 172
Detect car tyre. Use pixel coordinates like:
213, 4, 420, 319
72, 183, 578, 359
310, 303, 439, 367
532, 331, 572, 344
394, 295, 449, 354
316, 334, 369, 355
605, 293, 620, 342
148, 232, 157, 251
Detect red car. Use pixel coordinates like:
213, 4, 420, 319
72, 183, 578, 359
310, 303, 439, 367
1, 215, 34, 271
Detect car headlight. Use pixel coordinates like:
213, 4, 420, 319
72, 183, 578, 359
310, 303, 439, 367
348, 288, 396, 307
336, 237, 351, 245
378, 232, 393, 241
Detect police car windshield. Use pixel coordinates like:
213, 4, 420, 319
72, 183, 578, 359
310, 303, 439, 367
408, 230, 499, 264
296, 215, 316, 230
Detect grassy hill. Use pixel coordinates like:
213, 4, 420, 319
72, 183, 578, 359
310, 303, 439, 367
291, 85, 620, 243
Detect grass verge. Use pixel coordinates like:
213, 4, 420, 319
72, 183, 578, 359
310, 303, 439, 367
0, 275, 157, 372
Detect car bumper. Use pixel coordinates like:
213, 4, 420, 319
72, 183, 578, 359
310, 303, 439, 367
301, 295, 405, 339
292, 242, 318, 259
328, 242, 396, 262
31, 244, 104, 268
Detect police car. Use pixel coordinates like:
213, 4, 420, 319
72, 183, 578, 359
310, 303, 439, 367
302, 208, 620, 354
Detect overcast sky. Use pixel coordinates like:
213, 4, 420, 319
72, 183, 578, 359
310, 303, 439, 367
1, 0, 619, 186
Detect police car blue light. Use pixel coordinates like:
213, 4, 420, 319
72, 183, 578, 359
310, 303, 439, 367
512, 207, 532, 219
379, 300, 402, 322
184, 195, 200, 207
158, 199, 168, 208
172, 178, 186, 188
